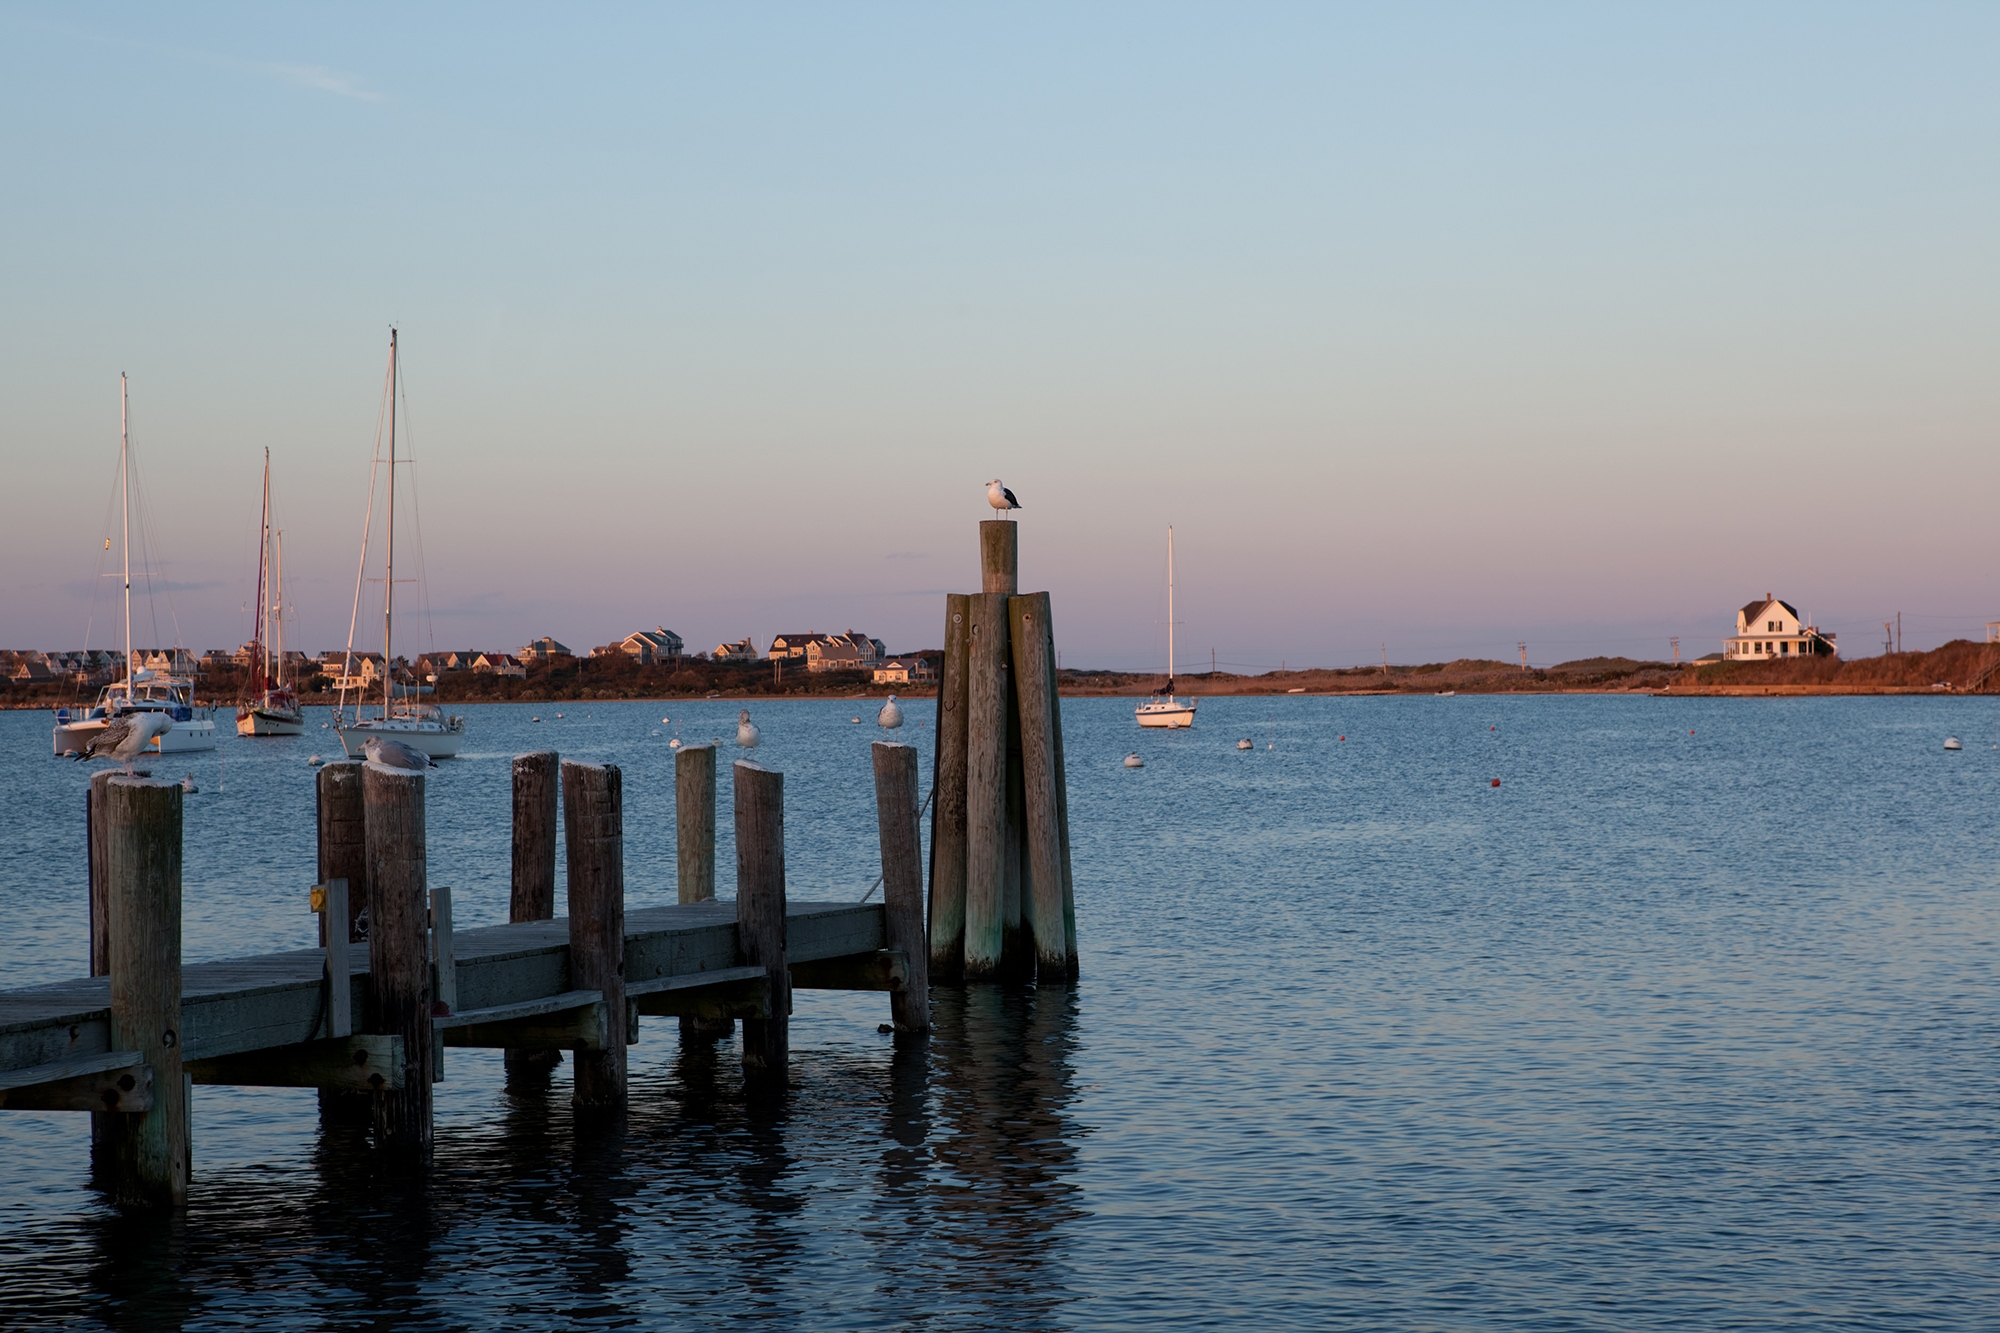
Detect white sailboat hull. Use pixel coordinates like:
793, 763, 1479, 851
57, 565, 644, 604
1135, 700, 1197, 728
53, 712, 217, 755
336, 718, 465, 759
237, 707, 305, 737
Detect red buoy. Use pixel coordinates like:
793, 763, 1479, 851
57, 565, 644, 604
1490, 778, 1501, 787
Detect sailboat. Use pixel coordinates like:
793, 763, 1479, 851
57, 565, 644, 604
236, 449, 304, 736
333, 329, 466, 759
1136, 525, 1197, 729
52, 375, 218, 756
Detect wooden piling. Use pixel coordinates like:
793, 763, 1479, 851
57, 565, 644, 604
1009, 593, 1070, 978
316, 761, 368, 944
510, 752, 559, 923
676, 744, 716, 904
563, 761, 628, 1106
363, 761, 432, 1152
733, 760, 789, 1077
928, 593, 971, 981
1003, 652, 1030, 977
963, 591, 1011, 980
320, 879, 353, 1038
102, 777, 187, 1208
1045, 606, 1079, 978
980, 519, 1019, 595
506, 752, 562, 1080
872, 742, 931, 1033
88, 770, 114, 976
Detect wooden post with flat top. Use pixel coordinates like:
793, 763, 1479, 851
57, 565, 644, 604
1009, 592, 1070, 979
962, 590, 1010, 980
101, 776, 188, 1208
872, 741, 931, 1033
980, 518, 1019, 595
564, 760, 627, 1106
506, 752, 562, 1081
363, 761, 432, 1152
676, 743, 731, 1038
317, 761, 368, 945
928, 594, 971, 981
734, 760, 789, 1077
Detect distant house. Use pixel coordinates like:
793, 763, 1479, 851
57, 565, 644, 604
806, 631, 886, 674
521, 637, 572, 662
198, 648, 236, 672
141, 648, 198, 675
596, 627, 683, 664
872, 658, 936, 685
712, 638, 758, 663
10, 657, 54, 683
1724, 595, 1837, 660
475, 653, 527, 678
767, 633, 825, 661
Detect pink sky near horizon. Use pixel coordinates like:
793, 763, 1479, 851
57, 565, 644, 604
5, 6, 1998, 671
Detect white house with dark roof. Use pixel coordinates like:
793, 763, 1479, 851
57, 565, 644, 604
1724, 594, 1837, 660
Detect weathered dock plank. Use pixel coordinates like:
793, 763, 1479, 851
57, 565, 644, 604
1, 900, 887, 1078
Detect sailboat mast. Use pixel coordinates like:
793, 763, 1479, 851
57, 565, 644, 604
1167, 525, 1176, 692
257, 447, 272, 687
121, 373, 133, 701
273, 529, 285, 687
383, 328, 397, 716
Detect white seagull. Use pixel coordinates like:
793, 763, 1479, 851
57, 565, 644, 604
985, 479, 1020, 515
877, 695, 904, 729
76, 712, 175, 773
363, 736, 434, 771
737, 709, 761, 749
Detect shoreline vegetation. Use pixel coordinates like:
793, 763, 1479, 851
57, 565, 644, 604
7, 639, 1999, 710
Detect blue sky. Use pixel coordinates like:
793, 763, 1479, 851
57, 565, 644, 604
3, 4, 1997, 669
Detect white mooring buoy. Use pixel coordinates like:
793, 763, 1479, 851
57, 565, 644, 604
1944, 736, 1962, 750
1124, 752, 1144, 768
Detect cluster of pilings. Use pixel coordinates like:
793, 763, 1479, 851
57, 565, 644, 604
928, 520, 1078, 983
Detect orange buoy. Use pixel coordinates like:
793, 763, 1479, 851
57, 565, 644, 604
1490, 778, 1501, 787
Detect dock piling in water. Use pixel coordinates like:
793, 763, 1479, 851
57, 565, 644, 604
1009, 592, 1070, 980
872, 742, 931, 1034
563, 760, 627, 1106
102, 776, 188, 1208
675, 743, 732, 1039
363, 761, 432, 1153
506, 752, 562, 1081
733, 760, 789, 1077
928, 593, 972, 981
963, 591, 1011, 980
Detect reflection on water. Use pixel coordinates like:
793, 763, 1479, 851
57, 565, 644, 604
13, 982, 1082, 1332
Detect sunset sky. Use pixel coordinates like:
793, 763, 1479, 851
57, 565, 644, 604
4, 4, 1997, 670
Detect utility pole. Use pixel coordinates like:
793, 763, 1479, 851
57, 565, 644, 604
1671, 636, 1679, 666
1518, 641, 1528, 672
1380, 643, 1388, 674
1212, 647, 1216, 677
1884, 621, 1894, 655
1897, 612, 1902, 655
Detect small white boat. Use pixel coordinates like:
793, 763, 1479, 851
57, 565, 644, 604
332, 330, 465, 761
54, 376, 216, 757
1237, 738, 1253, 750
1136, 525, 1198, 729
1124, 752, 1144, 767
1944, 736, 1962, 750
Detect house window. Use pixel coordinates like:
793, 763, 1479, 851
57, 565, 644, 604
1781, 641, 1789, 654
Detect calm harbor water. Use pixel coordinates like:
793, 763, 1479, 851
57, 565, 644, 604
1, 694, 1995, 1330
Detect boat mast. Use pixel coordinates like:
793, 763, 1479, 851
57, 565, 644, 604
1167, 525, 1176, 695
383, 328, 396, 716
257, 447, 272, 689
121, 373, 133, 702
273, 528, 285, 688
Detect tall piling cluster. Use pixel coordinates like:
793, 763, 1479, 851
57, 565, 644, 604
929, 520, 1077, 983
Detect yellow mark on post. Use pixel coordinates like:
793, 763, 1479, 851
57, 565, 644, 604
310, 885, 327, 914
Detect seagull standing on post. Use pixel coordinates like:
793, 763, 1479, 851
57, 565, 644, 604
877, 694, 904, 729
737, 709, 761, 749
986, 479, 1020, 517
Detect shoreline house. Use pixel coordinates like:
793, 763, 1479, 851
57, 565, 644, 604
474, 652, 527, 678
872, 657, 936, 685
769, 631, 885, 672
1723, 594, 1837, 660
521, 637, 572, 663
712, 638, 758, 663
594, 627, 683, 665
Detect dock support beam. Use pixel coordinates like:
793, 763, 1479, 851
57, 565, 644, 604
506, 751, 561, 1082
734, 760, 788, 1079
102, 777, 188, 1208
1010, 592, 1071, 980
564, 760, 627, 1107
963, 591, 1010, 980
364, 761, 432, 1153
872, 742, 931, 1033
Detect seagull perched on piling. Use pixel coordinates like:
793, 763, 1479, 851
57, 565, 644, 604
737, 709, 761, 749
986, 479, 1020, 516
877, 695, 904, 729
363, 736, 434, 770
75, 712, 174, 774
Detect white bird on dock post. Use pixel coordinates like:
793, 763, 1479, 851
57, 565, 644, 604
737, 709, 761, 749
363, 736, 434, 770
75, 712, 174, 774
878, 694, 904, 729
985, 479, 1020, 516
